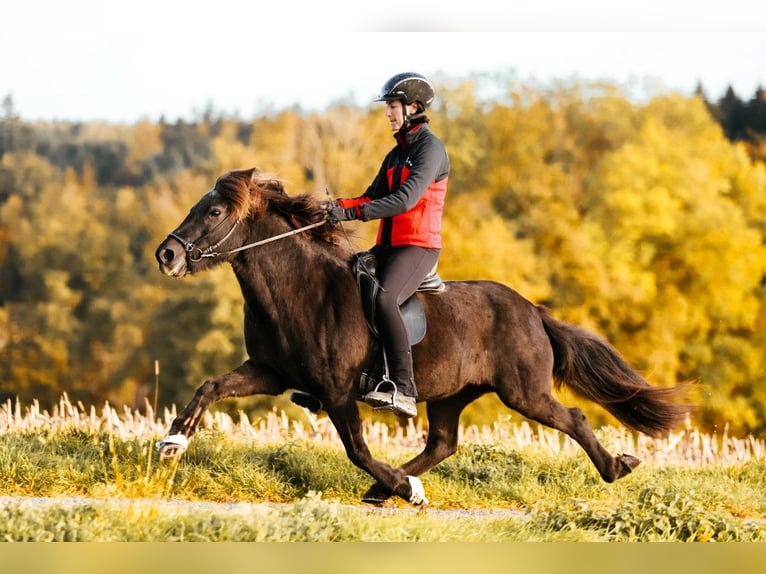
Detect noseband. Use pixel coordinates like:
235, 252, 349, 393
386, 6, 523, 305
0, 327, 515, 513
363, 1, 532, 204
168, 218, 241, 262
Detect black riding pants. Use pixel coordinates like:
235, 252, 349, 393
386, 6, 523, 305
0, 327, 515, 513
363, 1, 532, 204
370, 244, 440, 397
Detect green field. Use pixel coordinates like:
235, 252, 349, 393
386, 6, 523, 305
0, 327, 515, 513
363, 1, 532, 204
1, 396, 764, 542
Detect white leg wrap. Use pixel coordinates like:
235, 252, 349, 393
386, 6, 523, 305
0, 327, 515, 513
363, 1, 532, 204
156, 433, 188, 458
406, 476, 429, 506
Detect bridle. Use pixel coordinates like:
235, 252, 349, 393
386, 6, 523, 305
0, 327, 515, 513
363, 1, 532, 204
167, 216, 241, 262
167, 217, 327, 262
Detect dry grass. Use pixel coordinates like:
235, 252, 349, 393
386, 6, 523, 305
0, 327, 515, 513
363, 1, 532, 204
2, 394, 762, 468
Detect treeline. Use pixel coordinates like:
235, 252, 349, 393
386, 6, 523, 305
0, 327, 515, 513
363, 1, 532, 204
699, 84, 766, 163
1, 76, 765, 435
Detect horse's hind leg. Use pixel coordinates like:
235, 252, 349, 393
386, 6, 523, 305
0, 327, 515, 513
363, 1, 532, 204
362, 390, 482, 505
157, 360, 281, 458
500, 382, 638, 483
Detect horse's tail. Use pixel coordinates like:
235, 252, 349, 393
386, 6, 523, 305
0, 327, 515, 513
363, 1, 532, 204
538, 306, 691, 437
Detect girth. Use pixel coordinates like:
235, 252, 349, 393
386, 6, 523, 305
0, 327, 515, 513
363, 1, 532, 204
352, 250, 445, 346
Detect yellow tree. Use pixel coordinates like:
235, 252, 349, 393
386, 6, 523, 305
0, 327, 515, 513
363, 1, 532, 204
0, 156, 91, 404
475, 83, 619, 328
584, 95, 766, 432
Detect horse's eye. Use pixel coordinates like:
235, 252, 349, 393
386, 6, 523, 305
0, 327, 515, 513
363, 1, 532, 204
209, 208, 222, 218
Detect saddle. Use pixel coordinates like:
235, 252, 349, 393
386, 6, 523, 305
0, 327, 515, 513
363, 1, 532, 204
352, 250, 445, 346
289, 250, 445, 414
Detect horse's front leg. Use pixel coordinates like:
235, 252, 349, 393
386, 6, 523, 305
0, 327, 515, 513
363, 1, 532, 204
157, 360, 281, 458
326, 404, 428, 506
361, 391, 485, 505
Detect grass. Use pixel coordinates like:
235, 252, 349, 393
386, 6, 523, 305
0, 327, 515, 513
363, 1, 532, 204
0, 492, 536, 542
0, 395, 765, 541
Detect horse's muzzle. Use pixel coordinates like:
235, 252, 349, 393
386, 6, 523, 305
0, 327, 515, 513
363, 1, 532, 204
155, 243, 187, 277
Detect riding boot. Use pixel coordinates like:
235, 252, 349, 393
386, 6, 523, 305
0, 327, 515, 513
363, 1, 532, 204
387, 349, 417, 399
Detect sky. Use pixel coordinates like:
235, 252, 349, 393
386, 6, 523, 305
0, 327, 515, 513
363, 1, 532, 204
2, 0, 764, 124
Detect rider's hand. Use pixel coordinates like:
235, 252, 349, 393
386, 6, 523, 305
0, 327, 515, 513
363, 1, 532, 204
327, 204, 360, 225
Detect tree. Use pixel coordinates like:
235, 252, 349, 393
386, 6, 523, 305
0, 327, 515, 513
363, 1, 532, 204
717, 85, 748, 141
2, 77, 766, 433
0, 94, 36, 158
583, 95, 766, 433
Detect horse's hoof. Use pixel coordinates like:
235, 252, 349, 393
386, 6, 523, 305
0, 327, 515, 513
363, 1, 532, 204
615, 453, 641, 479
362, 482, 392, 505
289, 391, 323, 414
407, 476, 429, 506
156, 434, 188, 459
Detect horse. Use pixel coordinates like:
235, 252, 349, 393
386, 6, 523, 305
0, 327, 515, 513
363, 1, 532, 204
154, 167, 690, 506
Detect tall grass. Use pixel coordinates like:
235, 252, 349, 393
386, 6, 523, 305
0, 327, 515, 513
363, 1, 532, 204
1, 394, 764, 541
2, 394, 763, 467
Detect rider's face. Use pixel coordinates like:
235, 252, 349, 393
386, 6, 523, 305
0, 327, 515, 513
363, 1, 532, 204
385, 100, 416, 131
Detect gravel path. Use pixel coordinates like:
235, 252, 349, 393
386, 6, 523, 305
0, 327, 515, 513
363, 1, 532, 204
0, 494, 528, 520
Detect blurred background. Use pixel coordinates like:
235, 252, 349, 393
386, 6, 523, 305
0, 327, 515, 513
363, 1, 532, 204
1, 4, 764, 435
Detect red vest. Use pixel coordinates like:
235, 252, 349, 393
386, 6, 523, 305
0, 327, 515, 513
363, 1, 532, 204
381, 168, 447, 248
339, 123, 449, 249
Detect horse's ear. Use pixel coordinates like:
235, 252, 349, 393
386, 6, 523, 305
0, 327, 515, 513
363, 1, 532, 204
248, 167, 261, 182
248, 168, 285, 196
263, 179, 285, 195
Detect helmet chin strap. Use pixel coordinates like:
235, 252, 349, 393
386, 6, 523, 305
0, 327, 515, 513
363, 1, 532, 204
400, 99, 412, 130
400, 101, 425, 131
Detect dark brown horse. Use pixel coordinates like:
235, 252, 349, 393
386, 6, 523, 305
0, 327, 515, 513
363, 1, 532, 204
154, 167, 689, 506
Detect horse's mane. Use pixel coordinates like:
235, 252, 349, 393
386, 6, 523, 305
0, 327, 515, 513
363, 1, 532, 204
214, 167, 346, 246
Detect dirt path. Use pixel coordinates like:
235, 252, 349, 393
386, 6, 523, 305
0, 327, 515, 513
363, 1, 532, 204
0, 494, 529, 521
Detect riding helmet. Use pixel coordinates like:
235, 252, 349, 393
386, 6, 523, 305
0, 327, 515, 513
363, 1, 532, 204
375, 72, 435, 109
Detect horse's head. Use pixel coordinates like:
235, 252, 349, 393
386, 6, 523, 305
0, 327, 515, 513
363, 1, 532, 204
155, 167, 340, 277
155, 167, 282, 277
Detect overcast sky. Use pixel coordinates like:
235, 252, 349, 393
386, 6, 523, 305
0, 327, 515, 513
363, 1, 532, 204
2, 0, 764, 123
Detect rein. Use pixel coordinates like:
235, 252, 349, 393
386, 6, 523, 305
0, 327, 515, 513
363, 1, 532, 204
168, 218, 327, 262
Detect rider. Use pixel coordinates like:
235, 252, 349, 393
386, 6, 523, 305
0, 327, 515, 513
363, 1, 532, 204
328, 72, 450, 418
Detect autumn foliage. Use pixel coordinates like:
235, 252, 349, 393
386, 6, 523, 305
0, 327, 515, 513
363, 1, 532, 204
1, 75, 764, 435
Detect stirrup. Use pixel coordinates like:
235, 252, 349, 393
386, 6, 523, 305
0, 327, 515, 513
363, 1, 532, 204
372, 379, 397, 395
363, 379, 417, 417
363, 379, 399, 408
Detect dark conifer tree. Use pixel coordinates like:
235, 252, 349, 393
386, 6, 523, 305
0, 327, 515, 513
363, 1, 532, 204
746, 86, 766, 133
717, 85, 747, 141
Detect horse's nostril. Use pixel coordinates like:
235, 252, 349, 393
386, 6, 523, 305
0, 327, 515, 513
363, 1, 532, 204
160, 248, 175, 264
